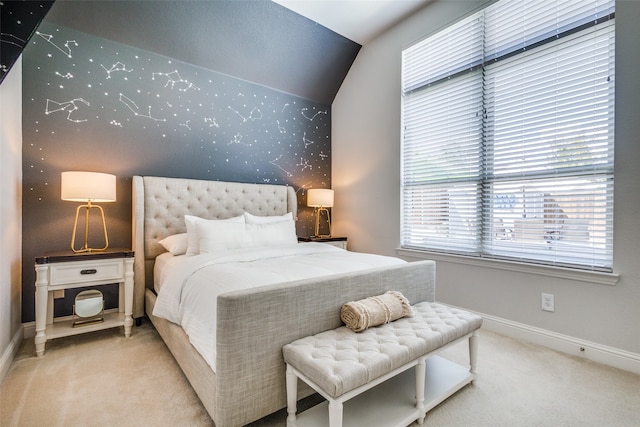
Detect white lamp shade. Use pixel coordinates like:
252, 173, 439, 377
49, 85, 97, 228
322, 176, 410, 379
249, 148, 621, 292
61, 171, 116, 202
307, 188, 334, 207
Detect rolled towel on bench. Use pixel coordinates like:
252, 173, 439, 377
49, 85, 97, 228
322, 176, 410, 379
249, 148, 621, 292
341, 291, 413, 332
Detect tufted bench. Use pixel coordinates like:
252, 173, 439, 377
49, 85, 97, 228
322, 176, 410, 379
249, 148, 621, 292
282, 301, 483, 427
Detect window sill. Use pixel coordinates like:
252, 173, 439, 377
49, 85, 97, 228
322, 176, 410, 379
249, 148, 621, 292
395, 248, 619, 286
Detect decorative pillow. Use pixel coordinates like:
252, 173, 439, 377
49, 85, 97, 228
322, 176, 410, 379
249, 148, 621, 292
198, 219, 298, 254
158, 233, 188, 255
185, 214, 244, 255
340, 291, 413, 332
244, 211, 293, 224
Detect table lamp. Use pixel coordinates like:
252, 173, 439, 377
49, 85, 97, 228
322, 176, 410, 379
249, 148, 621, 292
307, 188, 334, 238
61, 171, 116, 253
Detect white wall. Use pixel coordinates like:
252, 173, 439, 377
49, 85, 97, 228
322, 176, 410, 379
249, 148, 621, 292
333, 0, 640, 355
0, 57, 23, 382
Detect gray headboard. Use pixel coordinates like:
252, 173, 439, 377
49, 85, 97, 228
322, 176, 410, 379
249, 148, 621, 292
131, 175, 298, 318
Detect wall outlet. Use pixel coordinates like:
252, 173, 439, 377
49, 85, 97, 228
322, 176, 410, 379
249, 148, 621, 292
541, 293, 554, 312
53, 289, 65, 299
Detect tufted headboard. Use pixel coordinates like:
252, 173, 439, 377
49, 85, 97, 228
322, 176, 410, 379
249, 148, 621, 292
131, 175, 298, 318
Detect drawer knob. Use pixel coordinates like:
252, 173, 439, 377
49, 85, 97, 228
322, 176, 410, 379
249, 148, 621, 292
80, 269, 97, 275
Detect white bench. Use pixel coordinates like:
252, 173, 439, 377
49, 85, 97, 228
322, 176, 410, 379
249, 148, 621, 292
282, 301, 483, 427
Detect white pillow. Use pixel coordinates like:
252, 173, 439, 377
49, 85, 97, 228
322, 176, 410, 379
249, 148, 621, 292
185, 214, 244, 255
198, 219, 298, 254
245, 220, 298, 247
196, 221, 246, 253
158, 233, 188, 255
244, 211, 293, 224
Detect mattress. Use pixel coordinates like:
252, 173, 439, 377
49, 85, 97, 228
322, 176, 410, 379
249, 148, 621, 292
152, 242, 406, 370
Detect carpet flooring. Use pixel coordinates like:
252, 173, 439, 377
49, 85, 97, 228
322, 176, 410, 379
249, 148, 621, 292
1, 318, 639, 426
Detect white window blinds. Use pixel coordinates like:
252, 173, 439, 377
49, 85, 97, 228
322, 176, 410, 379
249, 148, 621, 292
401, 0, 615, 271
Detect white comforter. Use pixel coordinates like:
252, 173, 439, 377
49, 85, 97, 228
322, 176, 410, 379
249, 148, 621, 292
152, 243, 406, 371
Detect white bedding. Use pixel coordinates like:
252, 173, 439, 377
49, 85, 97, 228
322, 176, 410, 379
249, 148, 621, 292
152, 243, 406, 370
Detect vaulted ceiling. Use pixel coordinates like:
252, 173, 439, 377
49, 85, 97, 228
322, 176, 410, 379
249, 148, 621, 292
1, 0, 430, 103
273, 0, 431, 45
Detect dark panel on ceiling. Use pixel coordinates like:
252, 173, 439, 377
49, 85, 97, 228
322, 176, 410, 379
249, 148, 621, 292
0, 0, 55, 83
42, 0, 361, 104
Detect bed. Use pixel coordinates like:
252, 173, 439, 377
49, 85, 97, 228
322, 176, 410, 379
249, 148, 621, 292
131, 175, 437, 427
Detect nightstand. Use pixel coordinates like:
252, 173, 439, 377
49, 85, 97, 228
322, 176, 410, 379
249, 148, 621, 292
34, 248, 134, 356
298, 236, 348, 250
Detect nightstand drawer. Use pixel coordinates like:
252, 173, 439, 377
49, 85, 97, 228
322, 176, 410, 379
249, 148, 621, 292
49, 259, 124, 286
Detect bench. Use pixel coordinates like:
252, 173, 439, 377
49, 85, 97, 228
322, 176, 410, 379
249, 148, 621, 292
282, 301, 483, 427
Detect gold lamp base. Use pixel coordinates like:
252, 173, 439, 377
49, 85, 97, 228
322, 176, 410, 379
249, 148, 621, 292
71, 201, 109, 253
313, 207, 332, 238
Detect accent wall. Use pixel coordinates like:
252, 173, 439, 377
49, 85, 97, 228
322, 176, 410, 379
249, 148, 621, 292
21, 21, 333, 322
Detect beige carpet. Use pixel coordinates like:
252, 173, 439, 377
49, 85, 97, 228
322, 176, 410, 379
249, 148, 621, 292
1, 318, 639, 427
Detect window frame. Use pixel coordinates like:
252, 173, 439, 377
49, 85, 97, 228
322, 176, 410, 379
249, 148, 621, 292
400, 0, 616, 273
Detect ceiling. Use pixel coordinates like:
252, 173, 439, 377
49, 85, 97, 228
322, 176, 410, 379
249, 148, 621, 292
273, 0, 431, 44
5, 0, 433, 102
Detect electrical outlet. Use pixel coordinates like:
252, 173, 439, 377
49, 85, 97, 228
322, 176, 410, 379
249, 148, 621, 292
53, 289, 65, 299
541, 293, 554, 312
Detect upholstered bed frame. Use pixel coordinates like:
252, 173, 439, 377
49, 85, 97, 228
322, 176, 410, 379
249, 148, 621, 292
131, 175, 436, 427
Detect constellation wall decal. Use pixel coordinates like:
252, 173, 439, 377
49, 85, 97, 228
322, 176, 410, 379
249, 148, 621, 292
228, 132, 251, 146
35, 31, 77, 58
45, 98, 90, 122
119, 93, 166, 122
152, 70, 200, 91
24, 21, 331, 262
270, 155, 293, 177
101, 61, 133, 78
2, 33, 26, 49
204, 117, 220, 128
228, 105, 263, 123
303, 132, 315, 147
301, 107, 328, 121
295, 182, 312, 194
55, 71, 74, 79
297, 157, 312, 171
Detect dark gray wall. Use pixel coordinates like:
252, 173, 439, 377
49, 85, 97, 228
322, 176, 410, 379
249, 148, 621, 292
21, 1, 357, 322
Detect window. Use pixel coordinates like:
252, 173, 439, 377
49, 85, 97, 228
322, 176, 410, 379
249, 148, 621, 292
401, 0, 615, 272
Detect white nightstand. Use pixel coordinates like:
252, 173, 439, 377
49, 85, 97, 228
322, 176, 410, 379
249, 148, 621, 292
34, 249, 134, 356
298, 236, 348, 250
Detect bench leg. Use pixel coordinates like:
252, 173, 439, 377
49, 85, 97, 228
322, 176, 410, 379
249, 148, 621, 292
469, 331, 479, 382
415, 357, 426, 424
328, 399, 343, 427
286, 364, 298, 425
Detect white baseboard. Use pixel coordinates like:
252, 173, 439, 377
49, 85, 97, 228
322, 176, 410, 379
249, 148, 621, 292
476, 311, 640, 375
21, 308, 640, 375
0, 325, 24, 385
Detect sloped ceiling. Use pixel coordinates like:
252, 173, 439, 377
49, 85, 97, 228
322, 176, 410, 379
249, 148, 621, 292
41, 0, 362, 104
273, 0, 430, 45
